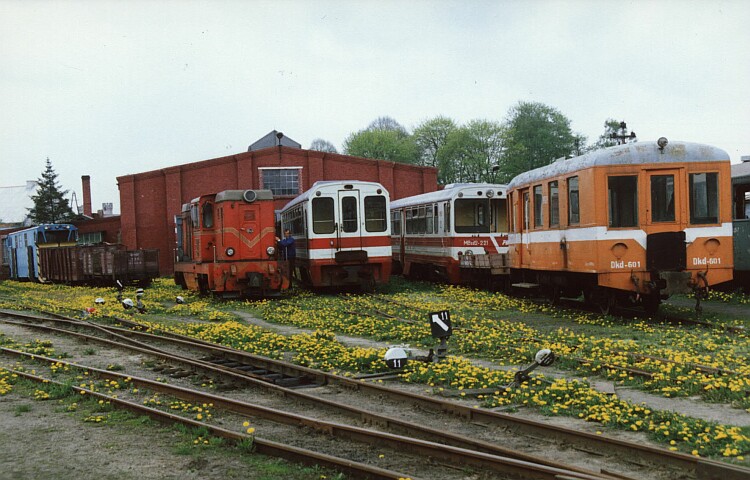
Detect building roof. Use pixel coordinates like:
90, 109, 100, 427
0, 181, 37, 225
731, 160, 750, 182
248, 130, 301, 151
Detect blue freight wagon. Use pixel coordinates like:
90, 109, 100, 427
4, 224, 78, 281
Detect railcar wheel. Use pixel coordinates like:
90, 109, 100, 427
642, 294, 660, 315
546, 285, 561, 306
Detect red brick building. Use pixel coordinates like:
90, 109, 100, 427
117, 146, 438, 275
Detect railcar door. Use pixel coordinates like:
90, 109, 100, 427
239, 205, 261, 260
337, 189, 363, 251
519, 189, 531, 268
646, 168, 685, 272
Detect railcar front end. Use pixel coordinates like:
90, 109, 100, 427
281, 181, 391, 290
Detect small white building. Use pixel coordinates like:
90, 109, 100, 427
0, 180, 37, 226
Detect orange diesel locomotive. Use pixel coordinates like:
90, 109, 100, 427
174, 189, 289, 297
507, 139, 733, 313
280, 181, 391, 290
390, 183, 510, 286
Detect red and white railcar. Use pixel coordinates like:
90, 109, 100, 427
506, 139, 733, 313
390, 183, 510, 285
280, 181, 391, 289
174, 189, 289, 297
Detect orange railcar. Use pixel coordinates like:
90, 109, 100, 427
507, 139, 733, 313
174, 190, 289, 297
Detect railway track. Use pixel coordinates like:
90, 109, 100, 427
1, 309, 747, 480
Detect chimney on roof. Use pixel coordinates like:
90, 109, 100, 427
81, 175, 92, 217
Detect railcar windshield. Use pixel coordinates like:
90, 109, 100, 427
455, 198, 490, 233
364, 196, 387, 232
312, 197, 335, 234
690, 173, 719, 224
608, 176, 638, 227
39, 230, 76, 244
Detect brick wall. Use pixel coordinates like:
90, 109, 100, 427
118, 146, 438, 275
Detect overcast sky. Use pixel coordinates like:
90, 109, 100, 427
2, 0, 749, 214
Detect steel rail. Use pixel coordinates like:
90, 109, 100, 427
2, 310, 748, 480
0, 314, 624, 480
4, 367, 418, 480
2, 348, 612, 480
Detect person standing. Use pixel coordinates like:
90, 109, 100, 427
277, 229, 296, 281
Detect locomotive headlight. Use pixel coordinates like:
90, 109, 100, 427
266, 246, 276, 256
226, 247, 235, 257
464, 249, 474, 256
486, 190, 494, 198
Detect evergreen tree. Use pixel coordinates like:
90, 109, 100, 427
28, 158, 77, 224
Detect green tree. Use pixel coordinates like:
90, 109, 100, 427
343, 116, 418, 164
309, 138, 338, 153
437, 120, 505, 184
500, 101, 578, 181
28, 158, 77, 224
413, 116, 457, 168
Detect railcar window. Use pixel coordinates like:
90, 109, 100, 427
651, 175, 675, 222
549, 181, 559, 227
417, 205, 426, 233
568, 177, 580, 225
202, 203, 214, 228
533, 185, 543, 227
608, 176, 638, 227
341, 196, 358, 233
433, 205, 439, 233
425, 204, 434, 233
455, 199, 490, 233
391, 211, 401, 235
312, 197, 335, 234
444, 202, 451, 233
690, 173, 719, 224
364, 196, 387, 232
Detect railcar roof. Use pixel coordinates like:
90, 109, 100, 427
281, 180, 387, 211
7, 224, 77, 236
507, 141, 730, 189
390, 183, 508, 209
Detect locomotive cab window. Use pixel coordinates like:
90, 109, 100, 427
651, 175, 675, 223
364, 195, 387, 232
567, 176, 579, 225
202, 202, 214, 228
608, 176, 638, 228
312, 197, 335, 234
690, 172, 719, 224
